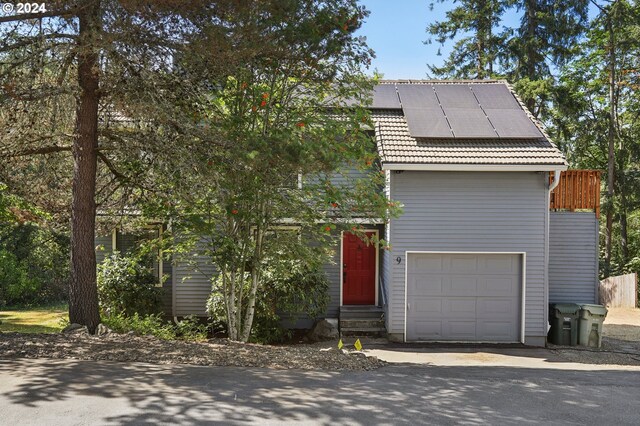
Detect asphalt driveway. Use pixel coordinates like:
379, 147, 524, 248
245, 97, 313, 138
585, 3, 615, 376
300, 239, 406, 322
2, 357, 640, 425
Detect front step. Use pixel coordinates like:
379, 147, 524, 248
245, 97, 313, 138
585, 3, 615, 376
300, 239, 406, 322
339, 306, 386, 338
339, 305, 384, 319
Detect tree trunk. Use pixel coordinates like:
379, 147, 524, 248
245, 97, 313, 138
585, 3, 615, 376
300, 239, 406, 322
525, 0, 538, 113
604, 14, 616, 276
619, 182, 628, 265
476, 0, 489, 79
69, 1, 101, 333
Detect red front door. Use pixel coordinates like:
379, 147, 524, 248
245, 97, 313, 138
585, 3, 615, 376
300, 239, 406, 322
342, 232, 377, 305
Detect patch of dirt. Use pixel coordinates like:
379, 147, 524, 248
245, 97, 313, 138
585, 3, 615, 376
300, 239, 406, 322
0, 331, 385, 371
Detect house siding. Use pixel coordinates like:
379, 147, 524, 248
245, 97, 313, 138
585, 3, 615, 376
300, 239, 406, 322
387, 171, 548, 342
172, 235, 345, 320
323, 235, 342, 318
173, 240, 216, 317
549, 211, 599, 304
95, 235, 113, 265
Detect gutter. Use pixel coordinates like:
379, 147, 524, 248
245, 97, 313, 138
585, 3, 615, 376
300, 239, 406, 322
381, 163, 569, 172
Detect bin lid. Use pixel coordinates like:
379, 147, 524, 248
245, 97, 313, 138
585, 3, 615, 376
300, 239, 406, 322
551, 303, 580, 314
580, 304, 608, 316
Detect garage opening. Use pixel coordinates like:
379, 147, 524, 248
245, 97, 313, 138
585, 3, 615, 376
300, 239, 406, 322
406, 252, 523, 342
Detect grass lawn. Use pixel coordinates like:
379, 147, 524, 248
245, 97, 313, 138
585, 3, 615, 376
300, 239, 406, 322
0, 303, 68, 333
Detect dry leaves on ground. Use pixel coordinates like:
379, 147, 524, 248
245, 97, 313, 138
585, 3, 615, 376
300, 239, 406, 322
0, 331, 385, 371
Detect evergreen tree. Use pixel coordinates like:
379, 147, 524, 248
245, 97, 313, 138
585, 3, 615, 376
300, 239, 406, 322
552, 0, 640, 276
503, 0, 589, 116
426, 0, 509, 79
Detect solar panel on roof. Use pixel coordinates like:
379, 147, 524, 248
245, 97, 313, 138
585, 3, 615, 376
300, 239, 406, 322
485, 109, 543, 138
372, 85, 401, 109
403, 107, 452, 138
433, 85, 478, 109
471, 84, 521, 110
396, 84, 441, 109
445, 108, 497, 138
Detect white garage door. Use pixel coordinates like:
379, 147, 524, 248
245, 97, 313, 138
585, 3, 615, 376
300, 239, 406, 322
406, 253, 521, 342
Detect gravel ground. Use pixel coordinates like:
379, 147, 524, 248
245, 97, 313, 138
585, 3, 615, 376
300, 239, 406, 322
548, 307, 640, 365
0, 331, 384, 371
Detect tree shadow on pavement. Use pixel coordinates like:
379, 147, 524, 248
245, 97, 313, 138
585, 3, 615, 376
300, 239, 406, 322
2, 358, 640, 425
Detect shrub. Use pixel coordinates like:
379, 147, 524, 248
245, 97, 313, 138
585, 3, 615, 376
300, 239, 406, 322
174, 315, 209, 341
207, 264, 329, 343
0, 249, 40, 307
102, 313, 176, 340
0, 224, 69, 307
102, 313, 209, 341
97, 252, 162, 317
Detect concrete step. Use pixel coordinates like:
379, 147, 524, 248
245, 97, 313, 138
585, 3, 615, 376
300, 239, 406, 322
340, 327, 387, 338
340, 319, 385, 329
340, 306, 384, 320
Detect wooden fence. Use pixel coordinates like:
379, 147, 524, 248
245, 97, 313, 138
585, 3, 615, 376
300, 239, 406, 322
550, 170, 601, 218
599, 273, 638, 308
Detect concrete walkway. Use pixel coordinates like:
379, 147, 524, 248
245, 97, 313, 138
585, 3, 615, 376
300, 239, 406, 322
2, 357, 640, 425
364, 346, 640, 370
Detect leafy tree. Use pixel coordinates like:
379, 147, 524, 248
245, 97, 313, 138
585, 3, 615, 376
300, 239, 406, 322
146, 0, 397, 342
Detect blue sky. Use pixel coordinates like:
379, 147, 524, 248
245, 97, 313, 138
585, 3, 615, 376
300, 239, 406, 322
354, 1, 526, 79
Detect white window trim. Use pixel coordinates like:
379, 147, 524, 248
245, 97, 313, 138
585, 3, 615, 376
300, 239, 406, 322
340, 229, 380, 307
403, 251, 526, 344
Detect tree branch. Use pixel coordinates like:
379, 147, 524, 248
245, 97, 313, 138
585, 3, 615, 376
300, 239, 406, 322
97, 151, 127, 181
0, 145, 72, 157
0, 2, 84, 23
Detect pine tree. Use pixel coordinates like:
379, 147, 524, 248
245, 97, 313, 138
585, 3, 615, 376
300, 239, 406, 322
426, 0, 509, 79
504, 0, 589, 116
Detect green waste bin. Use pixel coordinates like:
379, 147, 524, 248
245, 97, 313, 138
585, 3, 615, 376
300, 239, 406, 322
578, 304, 608, 348
548, 303, 580, 346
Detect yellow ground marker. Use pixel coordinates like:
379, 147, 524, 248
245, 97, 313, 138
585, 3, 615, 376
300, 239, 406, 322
354, 338, 363, 351
337, 339, 344, 350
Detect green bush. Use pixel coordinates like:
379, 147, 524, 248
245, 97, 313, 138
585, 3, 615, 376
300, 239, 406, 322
102, 313, 176, 340
102, 313, 209, 341
97, 252, 162, 317
207, 264, 329, 343
0, 249, 40, 307
0, 224, 69, 307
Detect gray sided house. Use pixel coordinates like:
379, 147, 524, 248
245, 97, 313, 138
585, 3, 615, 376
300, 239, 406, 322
97, 80, 600, 346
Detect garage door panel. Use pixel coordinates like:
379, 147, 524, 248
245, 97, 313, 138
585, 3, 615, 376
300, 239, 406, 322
407, 253, 521, 342
446, 321, 477, 340
477, 298, 516, 318
409, 275, 443, 296
450, 256, 479, 273
479, 256, 517, 274
477, 277, 518, 295
447, 276, 478, 295
445, 298, 476, 316
412, 298, 442, 314
477, 320, 518, 341
408, 255, 443, 273
408, 321, 443, 340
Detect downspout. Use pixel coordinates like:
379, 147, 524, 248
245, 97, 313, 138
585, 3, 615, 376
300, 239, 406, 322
549, 170, 561, 192
544, 170, 563, 337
